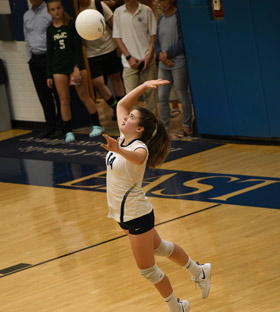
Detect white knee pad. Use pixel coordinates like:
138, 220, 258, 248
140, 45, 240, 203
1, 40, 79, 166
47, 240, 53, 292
140, 264, 164, 284
154, 239, 174, 257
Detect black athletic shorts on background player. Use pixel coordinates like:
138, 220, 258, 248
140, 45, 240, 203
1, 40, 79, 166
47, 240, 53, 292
88, 49, 123, 79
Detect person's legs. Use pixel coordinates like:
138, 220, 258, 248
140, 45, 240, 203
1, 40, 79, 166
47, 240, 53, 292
92, 75, 113, 101
104, 49, 125, 98
128, 228, 190, 311
51, 84, 62, 126
29, 55, 57, 135
108, 71, 125, 97
153, 229, 189, 265
53, 74, 75, 142
140, 58, 157, 114
169, 85, 180, 117
123, 67, 140, 108
92, 75, 118, 120
75, 69, 97, 114
157, 67, 173, 129
88, 54, 120, 113
129, 228, 172, 297
75, 70, 104, 137
153, 228, 212, 299
172, 66, 193, 132
53, 74, 71, 121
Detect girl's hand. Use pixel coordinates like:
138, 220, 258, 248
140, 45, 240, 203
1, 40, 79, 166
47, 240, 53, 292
72, 67, 81, 84
101, 134, 147, 165
47, 78, 53, 88
143, 79, 170, 89
101, 134, 120, 152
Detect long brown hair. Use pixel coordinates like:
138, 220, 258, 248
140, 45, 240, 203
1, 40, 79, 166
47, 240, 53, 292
137, 107, 170, 168
47, 0, 72, 26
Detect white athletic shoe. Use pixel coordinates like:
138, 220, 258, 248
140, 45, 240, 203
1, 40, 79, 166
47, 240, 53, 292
192, 262, 212, 299
65, 132, 75, 143
178, 299, 190, 312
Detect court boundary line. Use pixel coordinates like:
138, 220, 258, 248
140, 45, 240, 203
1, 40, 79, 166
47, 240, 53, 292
0, 204, 220, 279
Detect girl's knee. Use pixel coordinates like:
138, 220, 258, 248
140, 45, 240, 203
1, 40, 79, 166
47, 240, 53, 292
140, 264, 165, 284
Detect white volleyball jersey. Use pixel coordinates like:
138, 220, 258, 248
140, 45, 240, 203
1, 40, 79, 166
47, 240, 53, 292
105, 137, 152, 223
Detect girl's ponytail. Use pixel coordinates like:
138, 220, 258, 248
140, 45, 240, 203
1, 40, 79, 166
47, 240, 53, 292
137, 108, 170, 168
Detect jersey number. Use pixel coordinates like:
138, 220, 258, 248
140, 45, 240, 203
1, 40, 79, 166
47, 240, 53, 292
107, 152, 116, 169
59, 39, 65, 50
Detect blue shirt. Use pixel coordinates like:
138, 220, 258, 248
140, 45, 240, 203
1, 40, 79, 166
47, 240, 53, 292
155, 11, 186, 70
23, 2, 52, 62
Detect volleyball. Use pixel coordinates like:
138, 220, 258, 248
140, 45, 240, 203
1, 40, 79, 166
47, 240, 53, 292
75, 9, 105, 40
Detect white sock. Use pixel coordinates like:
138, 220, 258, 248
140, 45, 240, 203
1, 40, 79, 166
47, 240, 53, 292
165, 292, 181, 312
183, 256, 202, 278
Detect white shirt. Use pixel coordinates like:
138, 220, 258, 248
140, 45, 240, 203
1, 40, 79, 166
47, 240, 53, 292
80, 0, 117, 57
105, 137, 152, 223
113, 3, 157, 67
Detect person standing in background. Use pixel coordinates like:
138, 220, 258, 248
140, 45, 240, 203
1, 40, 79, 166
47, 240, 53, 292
105, 0, 153, 11
104, 0, 124, 11
152, 0, 181, 119
23, 0, 61, 139
113, 0, 158, 114
46, 0, 104, 143
78, 0, 125, 121
154, 0, 193, 139
169, 86, 181, 117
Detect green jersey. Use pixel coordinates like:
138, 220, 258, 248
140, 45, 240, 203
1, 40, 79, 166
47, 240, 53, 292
46, 18, 85, 78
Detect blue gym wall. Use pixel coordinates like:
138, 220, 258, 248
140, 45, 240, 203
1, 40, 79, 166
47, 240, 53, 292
178, 0, 280, 139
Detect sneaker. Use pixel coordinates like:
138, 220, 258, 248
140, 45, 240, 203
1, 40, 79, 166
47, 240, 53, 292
89, 125, 104, 137
192, 262, 212, 299
65, 132, 75, 143
178, 299, 190, 312
37, 128, 55, 139
48, 129, 64, 139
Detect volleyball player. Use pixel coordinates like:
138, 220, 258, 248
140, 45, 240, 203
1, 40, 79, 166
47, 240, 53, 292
101, 79, 212, 312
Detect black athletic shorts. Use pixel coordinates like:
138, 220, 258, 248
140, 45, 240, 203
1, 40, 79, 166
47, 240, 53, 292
118, 210, 155, 235
88, 49, 123, 79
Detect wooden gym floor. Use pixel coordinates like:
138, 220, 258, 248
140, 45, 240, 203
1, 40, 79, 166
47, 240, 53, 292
0, 103, 280, 312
